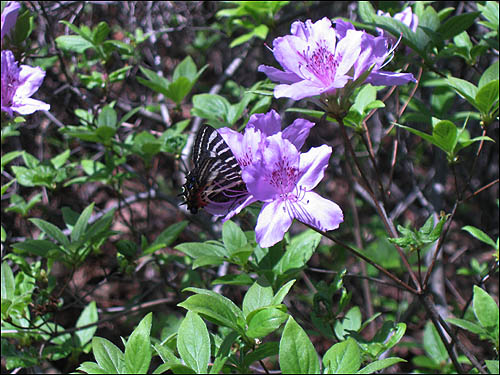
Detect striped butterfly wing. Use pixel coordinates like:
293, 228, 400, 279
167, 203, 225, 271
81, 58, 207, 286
183, 125, 247, 214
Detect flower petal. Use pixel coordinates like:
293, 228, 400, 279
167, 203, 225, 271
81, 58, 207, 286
257, 65, 301, 85
294, 191, 343, 232
334, 29, 363, 76
247, 109, 281, 136
16, 64, 46, 98
365, 70, 416, 86
282, 118, 315, 150
297, 145, 332, 190
274, 80, 326, 100
10, 97, 50, 114
1, 1, 21, 40
255, 199, 293, 248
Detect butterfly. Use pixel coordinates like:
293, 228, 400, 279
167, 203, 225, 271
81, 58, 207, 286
182, 125, 247, 214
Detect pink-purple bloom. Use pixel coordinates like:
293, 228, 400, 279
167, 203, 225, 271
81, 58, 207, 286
1, 50, 50, 116
1, 1, 20, 42
258, 17, 416, 101
217, 110, 343, 247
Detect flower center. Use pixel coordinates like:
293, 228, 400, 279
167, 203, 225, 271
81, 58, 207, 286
300, 41, 340, 85
1, 66, 19, 107
268, 159, 299, 195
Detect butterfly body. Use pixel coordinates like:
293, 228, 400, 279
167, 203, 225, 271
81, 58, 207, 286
182, 125, 247, 214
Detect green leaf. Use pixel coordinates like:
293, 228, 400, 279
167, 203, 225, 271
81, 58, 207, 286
11, 239, 60, 257
77, 362, 107, 374
124, 312, 152, 374
271, 279, 296, 305
473, 286, 499, 330
146, 221, 188, 254
212, 273, 254, 286
446, 76, 478, 106
279, 316, 320, 374
177, 311, 210, 374
323, 338, 361, 374
1, 150, 23, 170
242, 280, 274, 317
357, 357, 406, 374
446, 317, 485, 335
29, 218, 69, 247
76, 301, 98, 346
1, 262, 15, 302
92, 337, 124, 374
55, 35, 94, 53
485, 360, 499, 375
243, 341, 279, 368
93, 21, 110, 44
192, 255, 225, 269
178, 288, 245, 333
437, 12, 480, 40
222, 220, 247, 255
166, 76, 193, 104
334, 306, 362, 340
423, 322, 448, 364
246, 307, 288, 339
191, 94, 231, 122
432, 120, 458, 154
98, 106, 117, 129
475, 80, 499, 114
71, 203, 95, 242
173, 56, 197, 82
175, 242, 228, 259
478, 62, 499, 89
462, 226, 497, 248
274, 230, 321, 275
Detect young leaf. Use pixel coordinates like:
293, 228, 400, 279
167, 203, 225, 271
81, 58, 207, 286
357, 357, 406, 374
462, 226, 497, 248
124, 312, 152, 374
76, 301, 98, 347
178, 288, 245, 333
92, 337, 124, 374
242, 280, 274, 317
71, 203, 95, 242
246, 307, 288, 339
279, 316, 320, 374
473, 286, 499, 330
29, 218, 69, 247
222, 220, 247, 255
322, 338, 361, 374
1, 262, 15, 302
271, 279, 296, 305
423, 322, 448, 364
177, 311, 210, 374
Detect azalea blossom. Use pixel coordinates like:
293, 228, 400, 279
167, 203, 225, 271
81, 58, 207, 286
1, 50, 50, 116
258, 17, 363, 100
242, 134, 343, 247
216, 110, 316, 221
258, 17, 416, 101
1, 1, 20, 42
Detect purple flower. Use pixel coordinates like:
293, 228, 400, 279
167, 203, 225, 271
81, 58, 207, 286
1, 50, 50, 116
217, 110, 317, 222
242, 134, 343, 247
258, 17, 364, 100
1, 1, 20, 41
258, 17, 416, 101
